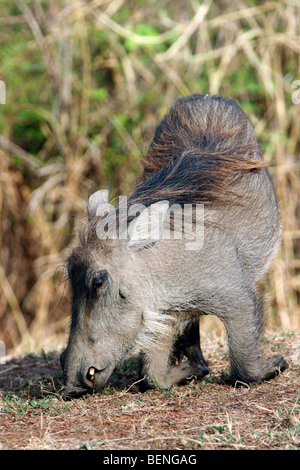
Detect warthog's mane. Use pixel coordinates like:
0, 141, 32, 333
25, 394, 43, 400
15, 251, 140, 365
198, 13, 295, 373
80, 94, 268, 250
127, 94, 266, 212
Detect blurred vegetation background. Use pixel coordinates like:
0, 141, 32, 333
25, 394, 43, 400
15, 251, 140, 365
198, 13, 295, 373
0, 0, 299, 354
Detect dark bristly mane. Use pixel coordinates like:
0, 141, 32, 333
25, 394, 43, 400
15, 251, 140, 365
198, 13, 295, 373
127, 94, 266, 209
84, 93, 268, 243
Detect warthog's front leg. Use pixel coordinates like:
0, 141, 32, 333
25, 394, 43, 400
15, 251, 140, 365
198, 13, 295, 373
141, 329, 209, 390
172, 319, 209, 372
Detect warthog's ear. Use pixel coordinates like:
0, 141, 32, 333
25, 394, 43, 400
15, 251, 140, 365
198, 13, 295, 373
128, 200, 169, 248
87, 190, 109, 219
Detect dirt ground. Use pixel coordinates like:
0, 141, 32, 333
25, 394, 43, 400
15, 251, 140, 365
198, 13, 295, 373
0, 329, 299, 450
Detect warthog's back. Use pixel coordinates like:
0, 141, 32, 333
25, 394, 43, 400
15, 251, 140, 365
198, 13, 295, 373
130, 94, 280, 281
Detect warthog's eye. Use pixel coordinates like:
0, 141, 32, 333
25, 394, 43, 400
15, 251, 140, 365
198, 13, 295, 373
92, 271, 108, 293
119, 289, 126, 300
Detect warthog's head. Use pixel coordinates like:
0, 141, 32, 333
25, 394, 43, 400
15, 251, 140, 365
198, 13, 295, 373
61, 191, 178, 397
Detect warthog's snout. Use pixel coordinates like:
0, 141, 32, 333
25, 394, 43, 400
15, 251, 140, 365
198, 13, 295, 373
60, 349, 111, 397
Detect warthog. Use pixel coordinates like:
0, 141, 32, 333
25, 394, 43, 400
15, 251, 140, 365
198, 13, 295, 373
61, 94, 288, 397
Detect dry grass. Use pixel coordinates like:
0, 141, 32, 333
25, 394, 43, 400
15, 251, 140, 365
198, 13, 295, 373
0, 2, 299, 355
0, 329, 299, 450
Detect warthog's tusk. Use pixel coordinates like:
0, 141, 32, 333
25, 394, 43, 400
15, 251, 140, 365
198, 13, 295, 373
88, 367, 95, 381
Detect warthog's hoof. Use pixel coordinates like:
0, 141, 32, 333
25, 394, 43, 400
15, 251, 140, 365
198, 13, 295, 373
262, 355, 289, 381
